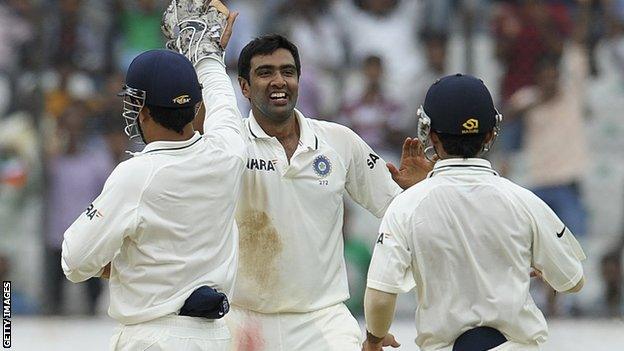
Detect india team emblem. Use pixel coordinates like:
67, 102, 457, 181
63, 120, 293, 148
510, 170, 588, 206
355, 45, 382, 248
313, 155, 332, 178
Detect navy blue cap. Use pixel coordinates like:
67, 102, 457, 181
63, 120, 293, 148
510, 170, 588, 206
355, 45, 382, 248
423, 74, 497, 135
124, 49, 202, 108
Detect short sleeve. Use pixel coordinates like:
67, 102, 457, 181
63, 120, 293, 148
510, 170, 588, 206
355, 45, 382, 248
529, 193, 586, 292
343, 127, 402, 218
367, 206, 416, 294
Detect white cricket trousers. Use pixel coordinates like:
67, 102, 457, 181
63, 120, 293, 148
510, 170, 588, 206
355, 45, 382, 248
225, 302, 361, 351
110, 314, 231, 351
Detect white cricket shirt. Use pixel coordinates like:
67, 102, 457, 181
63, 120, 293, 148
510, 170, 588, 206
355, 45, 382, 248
232, 110, 402, 313
61, 59, 246, 325
367, 158, 586, 351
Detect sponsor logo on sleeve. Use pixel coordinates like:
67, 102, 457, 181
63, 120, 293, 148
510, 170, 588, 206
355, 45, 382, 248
313, 155, 332, 178
85, 204, 103, 220
556, 226, 566, 238
367, 153, 380, 169
376, 233, 391, 245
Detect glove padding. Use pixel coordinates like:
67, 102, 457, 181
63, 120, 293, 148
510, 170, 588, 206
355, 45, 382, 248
161, 0, 228, 65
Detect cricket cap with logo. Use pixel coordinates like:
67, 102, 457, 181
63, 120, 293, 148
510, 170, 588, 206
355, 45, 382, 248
422, 73, 498, 135
121, 49, 202, 108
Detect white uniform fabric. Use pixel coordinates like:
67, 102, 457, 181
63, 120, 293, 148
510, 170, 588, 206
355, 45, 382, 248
110, 314, 230, 351
61, 58, 246, 328
367, 158, 586, 351
232, 111, 401, 313
226, 303, 361, 351
232, 109, 401, 314
228, 109, 400, 351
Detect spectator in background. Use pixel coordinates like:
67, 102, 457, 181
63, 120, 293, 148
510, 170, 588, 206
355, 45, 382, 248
493, 0, 571, 103
0, 254, 37, 314
43, 103, 114, 315
592, 9, 624, 319
492, 0, 572, 154
420, 0, 457, 38
44, 64, 74, 120
506, 2, 591, 316
335, 0, 423, 107
600, 250, 623, 317
340, 55, 404, 158
278, 0, 346, 118
0, 0, 34, 73
116, 0, 164, 71
411, 30, 450, 121
0, 0, 35, 117
42, 0, 112, 73
42, 62, 98, 148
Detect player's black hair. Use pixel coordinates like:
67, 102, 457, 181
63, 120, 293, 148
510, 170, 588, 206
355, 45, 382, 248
145, 104, 196, 134
436, 132, 489, 159
238, 34, 301, 82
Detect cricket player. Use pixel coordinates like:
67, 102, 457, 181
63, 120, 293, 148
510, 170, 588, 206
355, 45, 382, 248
363, 74, 587, 351
61, 2, 243, 350
190, 32, 430, 350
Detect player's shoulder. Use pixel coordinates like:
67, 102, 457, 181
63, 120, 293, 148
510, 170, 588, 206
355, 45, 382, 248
493, 176, 550, 214
495, 176, 539, 200
389, 178, 439, 213
105, 156, 152, 190
307, 117, 360, 142
307, 117, 370, 162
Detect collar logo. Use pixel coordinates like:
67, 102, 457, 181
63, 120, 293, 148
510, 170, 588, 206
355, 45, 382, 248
461, 118, 479, 134
313, 155, 332, 178
172, 94, 191, 105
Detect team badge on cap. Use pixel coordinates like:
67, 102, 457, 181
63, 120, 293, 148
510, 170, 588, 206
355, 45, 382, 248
173, 94, 191, 105
313, 155, 332, 178
461, 118, 479, 134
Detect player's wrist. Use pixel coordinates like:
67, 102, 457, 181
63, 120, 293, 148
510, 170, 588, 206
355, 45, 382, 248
365, 330, 385, 344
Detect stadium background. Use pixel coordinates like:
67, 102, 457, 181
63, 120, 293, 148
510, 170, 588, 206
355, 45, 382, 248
0, 0, 623, 349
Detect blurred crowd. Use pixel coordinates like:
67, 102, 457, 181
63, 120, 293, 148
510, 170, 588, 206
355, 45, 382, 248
0, 0, 623, 320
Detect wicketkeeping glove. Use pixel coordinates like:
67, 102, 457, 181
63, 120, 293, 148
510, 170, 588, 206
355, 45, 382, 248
161, 0, 228, 65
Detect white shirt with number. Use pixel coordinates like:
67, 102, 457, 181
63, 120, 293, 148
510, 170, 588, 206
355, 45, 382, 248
232, 109, 402, 313
61, 59, 246, 325
367, 158, 586, 350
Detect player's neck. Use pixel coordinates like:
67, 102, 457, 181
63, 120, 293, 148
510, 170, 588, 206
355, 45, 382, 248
254, 110, 300, 143
147, 124, 195, 143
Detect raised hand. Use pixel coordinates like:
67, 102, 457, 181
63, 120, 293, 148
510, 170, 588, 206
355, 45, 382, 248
387, 137, 435, 190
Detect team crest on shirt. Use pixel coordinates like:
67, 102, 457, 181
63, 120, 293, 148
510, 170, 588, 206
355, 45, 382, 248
313, 155, 332, 178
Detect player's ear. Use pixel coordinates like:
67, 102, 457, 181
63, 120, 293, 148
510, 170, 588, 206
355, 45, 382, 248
139, 106, 152, 123
238, 77, 251, 99
430, 131, 440, 144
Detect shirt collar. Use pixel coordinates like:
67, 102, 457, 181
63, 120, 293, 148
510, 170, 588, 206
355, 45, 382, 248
247, 109, 319, 150
131, 132, 202, 156
428, 158, 498, 178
